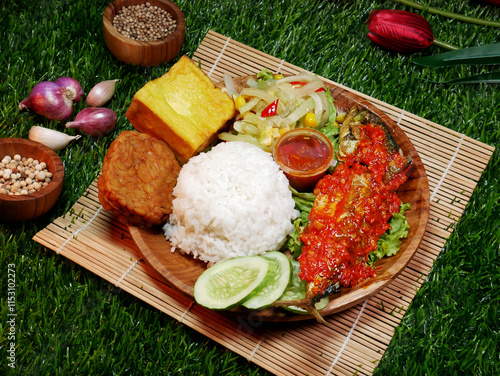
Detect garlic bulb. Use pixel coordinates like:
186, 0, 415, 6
29, 126, 81, 151
86, 79, 120, 107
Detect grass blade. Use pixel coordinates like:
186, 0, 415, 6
423, 72, 500, 84
393, 0, 500, 28
413, 43, 500, 66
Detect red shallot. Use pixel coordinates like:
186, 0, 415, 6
18, 77, 83, 121
65, 107, 117, 137
86, 79, 120, 107
54, 77, 84, 102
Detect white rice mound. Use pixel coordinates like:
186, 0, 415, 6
163, 141, 298, 264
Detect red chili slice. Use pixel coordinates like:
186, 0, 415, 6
261, 99, 279, 117
290, 81, 326, 92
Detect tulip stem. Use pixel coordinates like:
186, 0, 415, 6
393, 0, 500, 28
433, 38, 460, 51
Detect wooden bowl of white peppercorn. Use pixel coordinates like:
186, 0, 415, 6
0, 138, 64, 222
103, 0, 185, 66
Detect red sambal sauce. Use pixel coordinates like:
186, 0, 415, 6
277, 133, 331, 171
298, 122, 409, 291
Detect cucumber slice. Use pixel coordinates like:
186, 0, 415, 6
243, 251, 292, 310
194, 256, 273, 310
279, 260, 329, 314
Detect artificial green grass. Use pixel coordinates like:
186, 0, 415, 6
1, 0, 499, 375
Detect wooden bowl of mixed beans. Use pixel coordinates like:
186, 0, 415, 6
103, 0, 185, 66
0, 138, 64, 222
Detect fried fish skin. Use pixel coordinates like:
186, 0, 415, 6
98, 131, 181, 227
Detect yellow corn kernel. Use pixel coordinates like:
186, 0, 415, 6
273, 74, 284, 80
304, 112, 318, 127
235, 96, 246, 111
259, 128, 272, 146
271, 127, 281, 139
278, 126, 290, 136
336, 112, 346, 124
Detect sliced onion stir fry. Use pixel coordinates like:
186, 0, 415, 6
219, 71, 336, 152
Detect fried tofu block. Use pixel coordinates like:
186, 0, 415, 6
125, 55, 235, 164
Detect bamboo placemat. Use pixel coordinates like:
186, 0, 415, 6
33, 31, 495, 376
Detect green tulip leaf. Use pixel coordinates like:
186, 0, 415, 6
413, 43, 500, 67
422, 72, 500, 85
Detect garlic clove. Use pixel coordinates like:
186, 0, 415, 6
29, 125, 81, 151
86, 79, 120, 107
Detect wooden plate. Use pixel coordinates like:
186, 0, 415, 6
129, 76, 430, 322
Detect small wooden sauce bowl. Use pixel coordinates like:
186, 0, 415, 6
103, 0, 185, 67
0, 138, 64, 222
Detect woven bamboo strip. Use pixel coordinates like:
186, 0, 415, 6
56, 241, 129, 283
382, 280, 420, 304
333, 363, 367, 376
120, 267, 196, 320
179, 307, 265, 356
365, 303, 405, 324
379, 283, 416, 304
112, 276, 192, 321
51, 214, 138, 258
398, 261, 427, 283
260, 340, 330, 374
342, 337, 382, 365
337, 348, 377, 375
410, 252, 435, 269
426, 216, 454, 230
257, 340, 330, 376
344, 332, 387, 359
363, 305, 404, 327
384, 275, 422, 297
124, 261, 173, 290
418, 239, 446, 258
418, 239, 445, 257
257, 350, 324, 376
31, 30, 496, 376
333, 346, 378, 375
369, 288, 408, 309
376, 290, 413, 313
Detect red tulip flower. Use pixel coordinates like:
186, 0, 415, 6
367, 9, 434, 54
481, 0, 500, 6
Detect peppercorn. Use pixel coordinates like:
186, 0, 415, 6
113, 2, 177, 42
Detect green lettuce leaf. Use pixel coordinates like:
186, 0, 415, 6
367, 202, 411, 267
284, 188, 315, 258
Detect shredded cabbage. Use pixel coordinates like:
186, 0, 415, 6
219, 70, 336, 152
